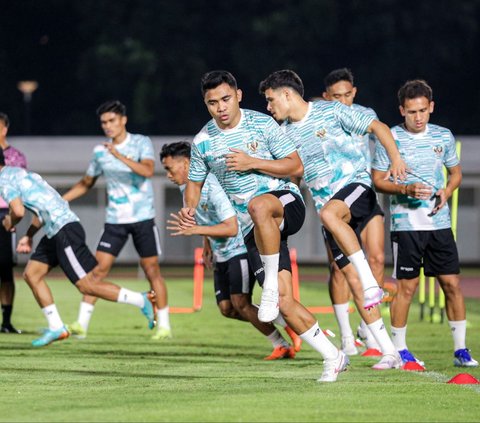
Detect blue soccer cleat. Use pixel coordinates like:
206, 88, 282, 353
454, 348, 479, 367
32, 326, 70, 347
399, 348, 425, 366
141, 291, 157, 330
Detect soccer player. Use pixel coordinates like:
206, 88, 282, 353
259, 69, 405, 370
161, 141, 301, 359
322, 68, 385, 356
0, 149, 157, 347
63, 100, 171, 340
372, 79, 478, 367
178, 70, 347, 382
0, 112, 27, 334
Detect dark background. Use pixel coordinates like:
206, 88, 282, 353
1, 0, 479, 136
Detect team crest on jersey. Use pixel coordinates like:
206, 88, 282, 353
433, 145, 443, 156
201, 203, 209, 212
315, 129, 327, 138
246, 140, 259, 152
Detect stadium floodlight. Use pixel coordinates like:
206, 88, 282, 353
17, 80, 38, 134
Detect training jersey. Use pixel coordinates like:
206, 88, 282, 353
282, 100, 374, 212
189, 108, 302, 237
0, 145, 27, 209
372, 123, 459, 231
0, 166, 79, 238
86, 133, 155, 224
351, 103, 378, 171
180, 173, 246, 263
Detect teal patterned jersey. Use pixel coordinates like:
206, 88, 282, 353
180, 173, 246, 262
372, 123, 459, 231
282, 101, 374, 212
351, 103, 379, 171
86, 133, 155, 224
189, 109, 303, 237
0, 166, 79, 238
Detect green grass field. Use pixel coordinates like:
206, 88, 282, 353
1, 269, 479, 422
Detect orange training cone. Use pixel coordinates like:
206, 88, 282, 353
447, 373, 480, 384
402, 361, 426, 371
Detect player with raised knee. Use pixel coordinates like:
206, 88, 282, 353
0, 149, 156, 347
372, 79, 478, 368
161, 141, 301, 359
259, 69, 406, 370
63, 100, 171, 341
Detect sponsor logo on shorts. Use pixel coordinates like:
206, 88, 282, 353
334, 254, 344, 261
215, 290, 221, 296
400, 266, 414, 272
99, 241, 112, 248
254, 267, 264, 276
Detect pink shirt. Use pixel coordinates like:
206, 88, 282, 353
0, 145, 27, 209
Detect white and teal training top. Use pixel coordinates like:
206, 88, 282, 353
282, 100, 375, 212
351, 103, 379, 171
189, 108, 303, 237
180, 173, 246, 263
86, 133, 156, 224
0, 166, 79, 238
372, 123, 459, 231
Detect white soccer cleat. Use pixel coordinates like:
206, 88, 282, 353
372, 353, 402, 370
341, 335, 359, 356
318, 350, 349, 382
258, 288, 279, 322
363, 286, 384, 309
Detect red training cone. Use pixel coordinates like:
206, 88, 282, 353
362, 348, 383, 357
447, 373, 480, 384
402, 361, 426, 372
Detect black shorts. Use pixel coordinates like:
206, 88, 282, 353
97, 219, 161, 258
244, 190, 305, 286
0, 209, 17, 268
323, 183, 382, 269
391, 229, 460, 279
30, 222, 98, 284
214, 253, 256, 304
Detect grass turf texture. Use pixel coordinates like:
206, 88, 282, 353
1, 269, 479, 422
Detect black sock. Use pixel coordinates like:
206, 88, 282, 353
2, 304, 12, 326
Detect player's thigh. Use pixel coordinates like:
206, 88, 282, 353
423, 229, 459, 277
361, 214, 385, 258
97, 223, 129, 257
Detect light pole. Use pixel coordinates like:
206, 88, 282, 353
17, 80, 38, 135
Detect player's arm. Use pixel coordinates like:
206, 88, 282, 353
168, 214, 238, 237
2, 197, 25, 231
17, 215, 43, 254
225, 149, 303, 178
103, 142, 154, 177
368, 120, 407, 183
202, 237, 213, 270
432, 164, 462, 214
63, 175, 98, 202
372, 169, 432, 199
177, 180, 204, 227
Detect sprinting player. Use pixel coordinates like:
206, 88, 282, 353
0, 112, 27, 334
161, 141, 301, 359
372, 79, 478, 367
259, 69, 406, 370
322, 68, 384, 355
0, 150, 156, 347
63, 100, 171, 341
177, 70, 347, 382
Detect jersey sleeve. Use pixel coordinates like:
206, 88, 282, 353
86, 147, 103, 178
334, 102, 374, 136
444, 130, 460, 168
188, 141, 208, 183
0, 184, 20, 204
208, 176, 236, 222
264, 117, 297, 159
139, 136, 155, 161
372, 136, 391, 172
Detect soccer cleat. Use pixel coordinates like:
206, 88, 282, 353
0, 323, 22, 334
141, 291, 157, 330
264, 345, 295, 360
285, 326, 302, 352
372, 353, 402, 370
398, 348, 425, 366
258, 288, 279, 323
151, 327, 173, 340
453, 348, 479, 367
68, 321, 87, 339
341, 335, 359, 356
318, 350, 349, 382
363, 286, 385, 309
31, 326, 70, 347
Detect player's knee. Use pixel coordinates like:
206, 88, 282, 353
320, 207, 336, 229
398, 282, 416, 300
247, 197, 270, 220
368, 253, 385, 271
218, 302, 236, 318
76, 273, 100, 296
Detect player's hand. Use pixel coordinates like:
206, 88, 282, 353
177, 207, 196, 227
167, 212, 198, 236
406, 182, 433, 200
103, 142, 121, 159
2, 215, 14, 232
429, 189, 447, 216
225, 148, 254, 172
17, 236, 32, 254
387, 157, 408, 184
202, 247, 213, 270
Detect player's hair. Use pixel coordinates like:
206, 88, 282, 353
258, 70, 304, 97
96, 100, 127, 117
0, 147, 5, 166
201, 71, 237, 96
323, 68, 354, 89
0, 112, 10, 128
398, 80, 433, 106
160, 141, 191, 160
